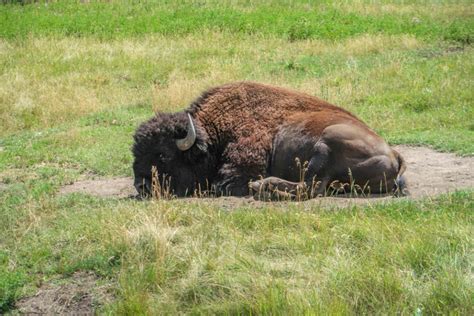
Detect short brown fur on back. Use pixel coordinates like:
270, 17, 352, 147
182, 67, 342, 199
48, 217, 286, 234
189, 81, 360, 141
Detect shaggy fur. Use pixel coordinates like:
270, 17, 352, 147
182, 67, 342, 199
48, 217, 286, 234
132, 82, 406, 198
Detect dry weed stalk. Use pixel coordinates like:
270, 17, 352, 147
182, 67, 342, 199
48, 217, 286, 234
151, 166, 174, 200
249, 157, 403, 201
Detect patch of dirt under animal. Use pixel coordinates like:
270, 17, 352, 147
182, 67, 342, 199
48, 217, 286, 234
14, 271, 113, 315
58, 145, 473, 206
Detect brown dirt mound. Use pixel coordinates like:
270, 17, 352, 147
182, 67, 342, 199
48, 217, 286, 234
58, 145, 473, 205
14, 271, 113, 315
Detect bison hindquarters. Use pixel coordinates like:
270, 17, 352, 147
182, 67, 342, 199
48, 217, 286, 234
250, 123, 405, 200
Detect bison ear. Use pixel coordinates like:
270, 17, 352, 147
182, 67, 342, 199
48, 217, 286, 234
193, 141, 208, 154
183, 130, 208, 161
191, 123, 209, 155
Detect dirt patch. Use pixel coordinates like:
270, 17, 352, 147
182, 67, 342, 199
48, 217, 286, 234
58, 145, 473, 206
14, 271, 113, 315
394, 145, 473, 198
59, 177, 136, 198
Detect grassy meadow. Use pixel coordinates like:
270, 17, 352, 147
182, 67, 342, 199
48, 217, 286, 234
0, 1, 473, 314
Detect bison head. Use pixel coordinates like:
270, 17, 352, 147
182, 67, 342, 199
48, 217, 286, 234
132, 112, 212, 197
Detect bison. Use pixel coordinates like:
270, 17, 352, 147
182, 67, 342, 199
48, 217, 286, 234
132, 82, 407, 199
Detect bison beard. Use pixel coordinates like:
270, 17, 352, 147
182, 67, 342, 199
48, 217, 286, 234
132, 82, 407, 200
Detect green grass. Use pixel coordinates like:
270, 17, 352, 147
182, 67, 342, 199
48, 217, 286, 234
1, 1, 473, 43
1, 183, 472, 313
0, 0, 473, 314
1, 34, 472, 153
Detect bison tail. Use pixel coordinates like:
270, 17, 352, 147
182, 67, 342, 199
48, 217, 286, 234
393, 149, 409, 196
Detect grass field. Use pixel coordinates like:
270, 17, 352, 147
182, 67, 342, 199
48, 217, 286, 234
0, 1, 473, 314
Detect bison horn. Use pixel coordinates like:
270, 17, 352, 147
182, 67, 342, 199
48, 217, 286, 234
176, 113, 196, 151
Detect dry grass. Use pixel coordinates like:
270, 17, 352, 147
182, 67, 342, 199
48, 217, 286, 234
69, 194, 471, 314
1, 31, 472, 156
0, 33, 426, 134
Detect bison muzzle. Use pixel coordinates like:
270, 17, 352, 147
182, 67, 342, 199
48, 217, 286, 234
132, 82, 407, 200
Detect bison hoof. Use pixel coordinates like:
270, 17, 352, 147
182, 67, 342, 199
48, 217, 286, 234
393, 187, 410, 197
248, 180, 264, 191
249, 180, 298, 201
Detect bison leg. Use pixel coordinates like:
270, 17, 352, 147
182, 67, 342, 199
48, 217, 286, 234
249, 176, 308, 201
215, 177, 250, 196
317, 124, 401, 195
214, 163, 255, 196
216, 137, 272, 197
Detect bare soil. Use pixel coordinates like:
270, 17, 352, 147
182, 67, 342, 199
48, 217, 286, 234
58, 145, 473, 206
59, 177, 136, 198
394, 145, 473, 198
14, 271, 113, 315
